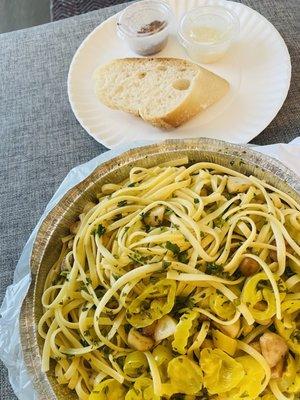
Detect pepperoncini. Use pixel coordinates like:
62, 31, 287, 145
153, 344, 173, 381
279, 353, 300, 394
195, 287, 215, 308
241, 272, 276, 322
125, 377, 159, 400
275, 298, 300, 355
212, 329, 237, 356
260, 394, 276, 400
209, 292, 236, 320
126, 279, 176, 328
89, 379, 126, 400
123, 351, 148, 377
172, 310, 199, 354
161, 355, 203, 396
219, 355, 265, 400
200, 348, 244, 394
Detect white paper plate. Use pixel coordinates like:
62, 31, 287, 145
68, 0, 291, 149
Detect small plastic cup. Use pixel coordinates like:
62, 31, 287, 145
117, 0, 174, 56
178, 6, 239, 64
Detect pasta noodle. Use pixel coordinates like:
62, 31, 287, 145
38, 159, 300, 399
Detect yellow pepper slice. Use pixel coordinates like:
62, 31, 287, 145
123, 351, 148, 377
161, 355, 203, 396
125, 377, 159, 400
126, 279, 176, 328
153, 344, 173, 381
89, 379, 126, 400
172, 310, 199, 354
241, 272, 276, 322
200, 348, 244, 395
275, 299, 300, 355
212, 329, 237, 356
279, 353, 300, 394
209, 292, 236, 320
219, 355, 265, 400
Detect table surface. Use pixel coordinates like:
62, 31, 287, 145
0, 0, 299, 398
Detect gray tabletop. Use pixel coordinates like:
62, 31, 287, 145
0, 1, 299, 398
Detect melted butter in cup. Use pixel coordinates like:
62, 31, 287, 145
190, 26, 226, 43
178, 6, 239, 64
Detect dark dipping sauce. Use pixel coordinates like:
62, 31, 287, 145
137, 20, 167, 35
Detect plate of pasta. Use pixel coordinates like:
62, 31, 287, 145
21, 139, 300, 400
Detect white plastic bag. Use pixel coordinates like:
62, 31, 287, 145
0, 138, 299, 399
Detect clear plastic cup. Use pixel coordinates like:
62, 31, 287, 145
178, 6, 239, 64
117, 0, 174, 56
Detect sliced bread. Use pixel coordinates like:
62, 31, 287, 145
93, 57, 229, 129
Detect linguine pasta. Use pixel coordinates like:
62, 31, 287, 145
38, 158, 300, 400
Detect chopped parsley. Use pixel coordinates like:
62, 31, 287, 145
214, 216, 225, 228
85, 277, 92, 285
194, 198, 200, 204
171, 296, 195, 318
93, 224, 106, 236
285, 266, 294, 278
80, 338, 89, 347
166, 241, 180, 255
233, 298, 241, 307
206, 263, 225, 276
129, 252, 146, 265
95, 287, 106, 298
256, 280, 271, 290
124, 324, 131, 334
144, 224, 151, 233
118, 200, 127, 207
178, 251, 189, 264
162, 260, 171, 270
112, 213, 122, 221
240, 392, 249, 398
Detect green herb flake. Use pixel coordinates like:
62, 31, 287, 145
256, 280, 271, 290
194, 198, 200, 204
129, 252, 146, 265
80, 338, 89, 347
144, 224, 151, 233
95, 287, 106, 298
178, 251, 189, 264
162, 260, 171, 270
172, 296, 195, 318
206, 263, 226, 277
233, 298, 241, 307
166, 241, 180, 255
118, 200, 127, 207
93, 224, 106, 236
214, 216, 225, 228
113, 213, 122, 222
240, 392, 249, 398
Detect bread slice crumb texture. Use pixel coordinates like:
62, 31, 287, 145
93, 58, 229, 129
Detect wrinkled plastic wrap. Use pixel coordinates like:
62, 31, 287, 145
0, 138, 299, 399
